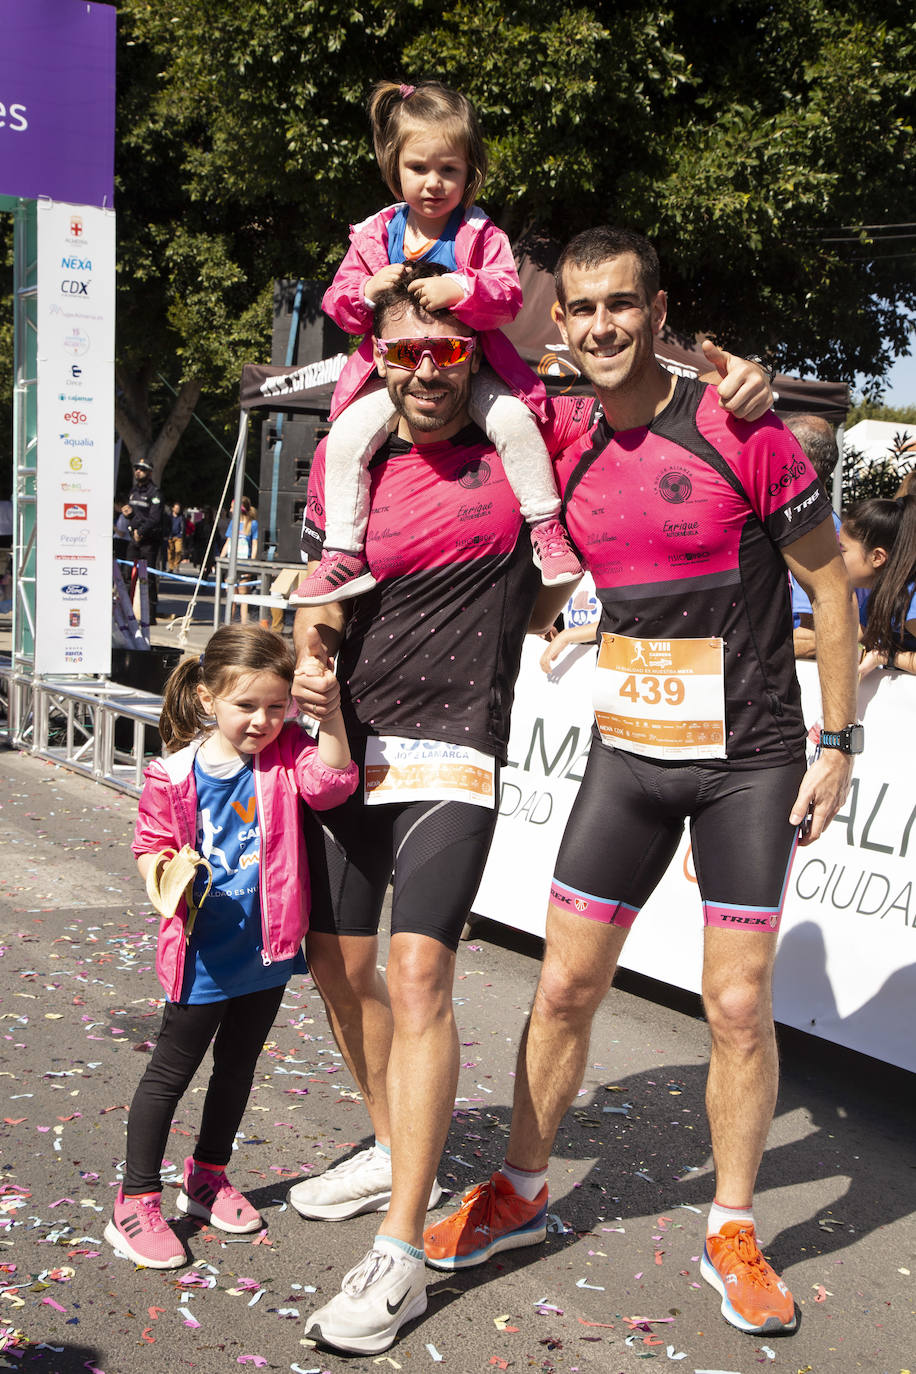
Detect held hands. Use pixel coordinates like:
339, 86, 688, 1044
701, 339, 773, 422
407, 274, 464, 312
857, 648, 887, 680
789, 748, 854, 847
293, 624, 341, 721
366, 263, 407, 302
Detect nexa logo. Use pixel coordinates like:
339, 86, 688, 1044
61, 257, 92, 271
60, 279, 90, 296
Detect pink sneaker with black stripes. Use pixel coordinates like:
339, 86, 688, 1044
529, 519, 583, 586
103, 1187, 186, 1268
288, 549, 377, 605
176, 1157, 262, 1234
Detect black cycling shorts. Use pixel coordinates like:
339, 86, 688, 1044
304, 776, 499, 953
550, 744, 805, 934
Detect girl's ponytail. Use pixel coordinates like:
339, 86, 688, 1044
159, 656, 207, 753
863, 494, 916, 654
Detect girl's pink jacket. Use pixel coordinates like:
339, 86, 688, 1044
132, 726, 358, 1001
322, 203, 547, 421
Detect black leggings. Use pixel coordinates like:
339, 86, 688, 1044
123, 984, 285, 1195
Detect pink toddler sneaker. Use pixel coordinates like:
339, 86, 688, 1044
530, 519, 583, 586
176, 1157, 262, 1234
288, 550, 377, 605
103, 1187, 186, 1268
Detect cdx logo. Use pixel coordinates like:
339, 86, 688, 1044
60, 279, 90, 296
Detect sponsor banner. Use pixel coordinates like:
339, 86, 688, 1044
35, 200, 115, 674
473, 644, 916, 1073
0, 0, 116, 207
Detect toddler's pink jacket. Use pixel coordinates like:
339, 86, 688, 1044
322, 203, 547, 421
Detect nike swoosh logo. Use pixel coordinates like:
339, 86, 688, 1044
386, 1289, 411, 1316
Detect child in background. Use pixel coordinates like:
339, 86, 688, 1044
290, 78, 582, 606
839, 495, 916, 677
104, 625, 358, 1268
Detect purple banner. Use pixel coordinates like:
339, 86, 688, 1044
0, 0, 115, 208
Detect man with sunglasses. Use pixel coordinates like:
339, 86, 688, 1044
290, 262, 775, 1355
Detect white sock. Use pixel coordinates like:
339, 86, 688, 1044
500, 1161, 547, 1201
707, 1199, 755, 1238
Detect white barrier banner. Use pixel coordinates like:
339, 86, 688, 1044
35, 200, 115, 674
473, 643, 916, 1073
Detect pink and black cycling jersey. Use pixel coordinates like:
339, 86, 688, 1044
301, 426, 541, 762
555, 376, 833, 766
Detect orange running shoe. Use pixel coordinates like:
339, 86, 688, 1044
701, 1221, 797, 1333
423, 1170, 547, 1270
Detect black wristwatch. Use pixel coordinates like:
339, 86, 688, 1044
820, 723, 864, 755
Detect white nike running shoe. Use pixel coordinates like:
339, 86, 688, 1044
288, 1144, 442, 1221
303, 1241, 427, 1354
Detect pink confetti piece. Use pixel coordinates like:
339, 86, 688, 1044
237, 1359, 267, 1367
42, 1297, 67, 1312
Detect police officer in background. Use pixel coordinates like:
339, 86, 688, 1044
123, 459, 163, 624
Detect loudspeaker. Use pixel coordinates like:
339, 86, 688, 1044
257, 280, 344, 561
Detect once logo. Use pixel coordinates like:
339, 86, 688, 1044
63, 503, 88, 521
457, 458, 492, 489
657, 470, 692, 504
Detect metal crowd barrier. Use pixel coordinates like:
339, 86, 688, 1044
0, 654, 161, 796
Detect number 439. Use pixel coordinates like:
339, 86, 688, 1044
619, 674, 685, 706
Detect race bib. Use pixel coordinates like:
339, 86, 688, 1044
593, 635, 727, 760
364, 736, 496, 807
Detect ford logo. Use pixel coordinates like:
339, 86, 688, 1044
61, 583, 89, 596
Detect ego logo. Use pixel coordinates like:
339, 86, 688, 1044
457, 458, 492, 489
64, 503, 88, 521
657, 470, 692, 504
64, 411, 87, 425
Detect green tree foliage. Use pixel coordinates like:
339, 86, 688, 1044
20, 0, 916, 493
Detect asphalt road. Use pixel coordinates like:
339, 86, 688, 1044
0, 745, 913, 1374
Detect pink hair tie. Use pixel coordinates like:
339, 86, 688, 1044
399, 84, 415, 99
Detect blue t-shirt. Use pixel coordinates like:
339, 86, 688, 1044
178, 753, 303, 1004
386, 205, 463, 269
790, 511, 841, 626
859, 579, 916, 651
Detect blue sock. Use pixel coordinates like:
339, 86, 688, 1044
375, 1234, 424, 1263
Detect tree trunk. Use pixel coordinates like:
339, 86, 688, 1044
114, 365, 202, 485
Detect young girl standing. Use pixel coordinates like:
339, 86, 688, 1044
104, 625, 358, 1268
839, 494, 916, 677
289, 78, 582, 605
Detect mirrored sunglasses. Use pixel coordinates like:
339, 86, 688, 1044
377, 335, 476, 371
